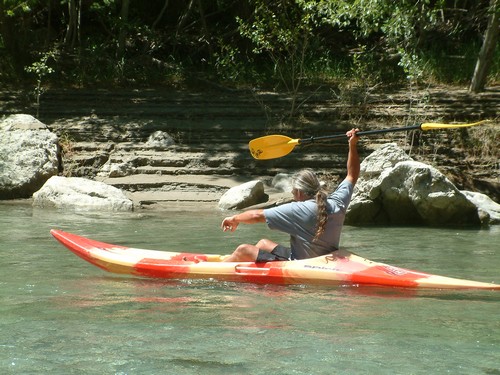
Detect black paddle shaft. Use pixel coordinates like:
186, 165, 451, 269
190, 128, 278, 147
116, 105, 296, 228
298, 124, 422, 145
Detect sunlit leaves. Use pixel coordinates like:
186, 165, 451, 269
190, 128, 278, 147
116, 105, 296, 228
4, 0, 36, 16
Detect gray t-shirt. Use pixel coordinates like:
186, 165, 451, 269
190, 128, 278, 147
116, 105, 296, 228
264, 179, 354, 260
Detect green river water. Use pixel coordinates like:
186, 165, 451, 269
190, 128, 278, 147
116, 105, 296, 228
1, 202, 499, 375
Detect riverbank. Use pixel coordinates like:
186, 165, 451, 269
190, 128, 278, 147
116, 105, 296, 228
1, 84, 499, 209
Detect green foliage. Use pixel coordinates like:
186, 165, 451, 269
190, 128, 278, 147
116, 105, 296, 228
236, 0, 314, 85
24, 49, 56, 116
398, 49, 425, 83
213, 41, 249, 82
298, 0, 445, 84
235, 0, 322, 116
25, 51, 55, 79
0, 0, 497, 93
3, 0, 36, 16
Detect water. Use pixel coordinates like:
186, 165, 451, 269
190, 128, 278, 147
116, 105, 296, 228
1, 203, 499, 374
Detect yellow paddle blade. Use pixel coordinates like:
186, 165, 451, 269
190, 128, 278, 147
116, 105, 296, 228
421, 120, 490, 131
249, 135, 300, 160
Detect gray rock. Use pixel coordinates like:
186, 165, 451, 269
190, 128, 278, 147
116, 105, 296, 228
98, 158, 136, 178
33, 176, 133, 211
346, 143, 480, 226
145, 131, 176, 149
0, 114, 59, 199
218, 180, 268, 210
461, 190, 500, 225
361, 143, 413, 178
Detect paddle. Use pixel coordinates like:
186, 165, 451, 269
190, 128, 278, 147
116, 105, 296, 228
249, 120, 490, 160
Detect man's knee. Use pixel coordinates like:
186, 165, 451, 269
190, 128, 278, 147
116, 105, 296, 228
255, 238, 277, 251
236, 243, 252, 252
234, 244, 258, 261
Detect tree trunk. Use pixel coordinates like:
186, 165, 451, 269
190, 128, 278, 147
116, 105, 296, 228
64, 0, 76, 47
196, 0, 213, 59
46, 0, 52, 46
152, 0, 170, 30
469, 0, 499, 93
176, 0, 195, 36
64, 0, 81, 47
117, 0, 130, 60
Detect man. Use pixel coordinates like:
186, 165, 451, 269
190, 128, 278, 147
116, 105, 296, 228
221, 128, 360, 262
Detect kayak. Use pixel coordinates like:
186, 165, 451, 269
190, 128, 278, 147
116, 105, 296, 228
50, 229, 500, 290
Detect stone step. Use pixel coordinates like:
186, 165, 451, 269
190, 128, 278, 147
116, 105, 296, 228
127, 190, 223, 204
132, 166, 238, 176
96, 174, 255, 191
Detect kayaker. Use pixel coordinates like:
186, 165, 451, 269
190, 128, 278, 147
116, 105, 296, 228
221, 128, 360, 262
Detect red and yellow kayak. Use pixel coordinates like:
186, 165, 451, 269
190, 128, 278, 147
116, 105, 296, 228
51, 229, 500, 290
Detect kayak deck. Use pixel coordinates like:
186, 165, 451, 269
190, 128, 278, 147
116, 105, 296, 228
50, 229, 500, 290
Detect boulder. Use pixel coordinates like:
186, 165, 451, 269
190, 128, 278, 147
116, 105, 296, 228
361, 143, 413, 178
33, 176, 133, 211
0, 114, 59, 199
145, 131, 176, 149
346, 143, 480, 226
461, 190, 500, 225
97, 158, 136, 178
218, 180, 268, 210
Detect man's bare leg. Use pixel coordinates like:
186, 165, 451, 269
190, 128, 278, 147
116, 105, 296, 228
223, 238, 277, 262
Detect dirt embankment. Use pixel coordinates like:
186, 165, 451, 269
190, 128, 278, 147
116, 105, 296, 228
1, 85, 499, 208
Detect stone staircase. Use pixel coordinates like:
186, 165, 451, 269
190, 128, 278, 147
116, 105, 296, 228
29, 89, 356, 205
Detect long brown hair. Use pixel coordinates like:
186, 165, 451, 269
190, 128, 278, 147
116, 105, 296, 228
291, 169, 328, 242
